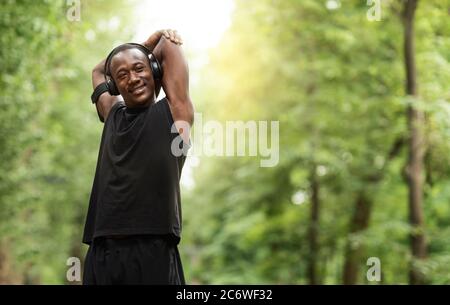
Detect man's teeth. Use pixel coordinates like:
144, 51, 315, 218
133, 86, 144, 93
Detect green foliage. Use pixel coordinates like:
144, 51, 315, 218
181, 0, 450, 284
0, 0, 448, 284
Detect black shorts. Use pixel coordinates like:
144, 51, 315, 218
83, 235, 185, 285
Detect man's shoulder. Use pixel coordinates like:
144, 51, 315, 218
154, 97, 173, 123
155, 96, 168, 107
113, 100, 127, 110
108, 100, 126, 116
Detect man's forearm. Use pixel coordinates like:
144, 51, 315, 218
92, 59, 120, 122
92, 59, 106, 88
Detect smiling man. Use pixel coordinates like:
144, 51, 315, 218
82, 29, 194, 285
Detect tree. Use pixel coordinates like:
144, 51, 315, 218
402, 0, 427, 284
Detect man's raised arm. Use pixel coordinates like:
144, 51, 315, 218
153, 36, 194, 142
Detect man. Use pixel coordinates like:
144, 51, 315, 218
82, 29, 194, 285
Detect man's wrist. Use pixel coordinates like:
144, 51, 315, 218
91, 82, 109, 104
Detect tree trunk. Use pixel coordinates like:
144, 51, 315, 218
403, 0, 427, 285
341, 136, 406, 285
0, 239, 21, 284
307, 165, 321, 285
343, 193, 372, 284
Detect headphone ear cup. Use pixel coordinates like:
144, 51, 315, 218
149, 54, 163, 81
106, 78, 120, 96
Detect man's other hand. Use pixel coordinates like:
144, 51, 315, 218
144, 29, 183, 50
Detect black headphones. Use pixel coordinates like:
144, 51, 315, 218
104, 42, 163, 96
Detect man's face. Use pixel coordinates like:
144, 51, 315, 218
110, 48, 155, 107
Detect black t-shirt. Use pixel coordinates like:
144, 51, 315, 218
82, 98, 189, 245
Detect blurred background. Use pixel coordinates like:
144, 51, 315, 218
0, 0, 449, 284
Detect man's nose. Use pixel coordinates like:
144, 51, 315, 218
129, 71, 140, 84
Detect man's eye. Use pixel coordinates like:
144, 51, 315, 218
136, 66, 144, 72
118, 74, 126, 79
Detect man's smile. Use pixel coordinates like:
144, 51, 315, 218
130, 84, 146, 95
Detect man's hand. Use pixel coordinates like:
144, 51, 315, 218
143, 29, 183, 51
